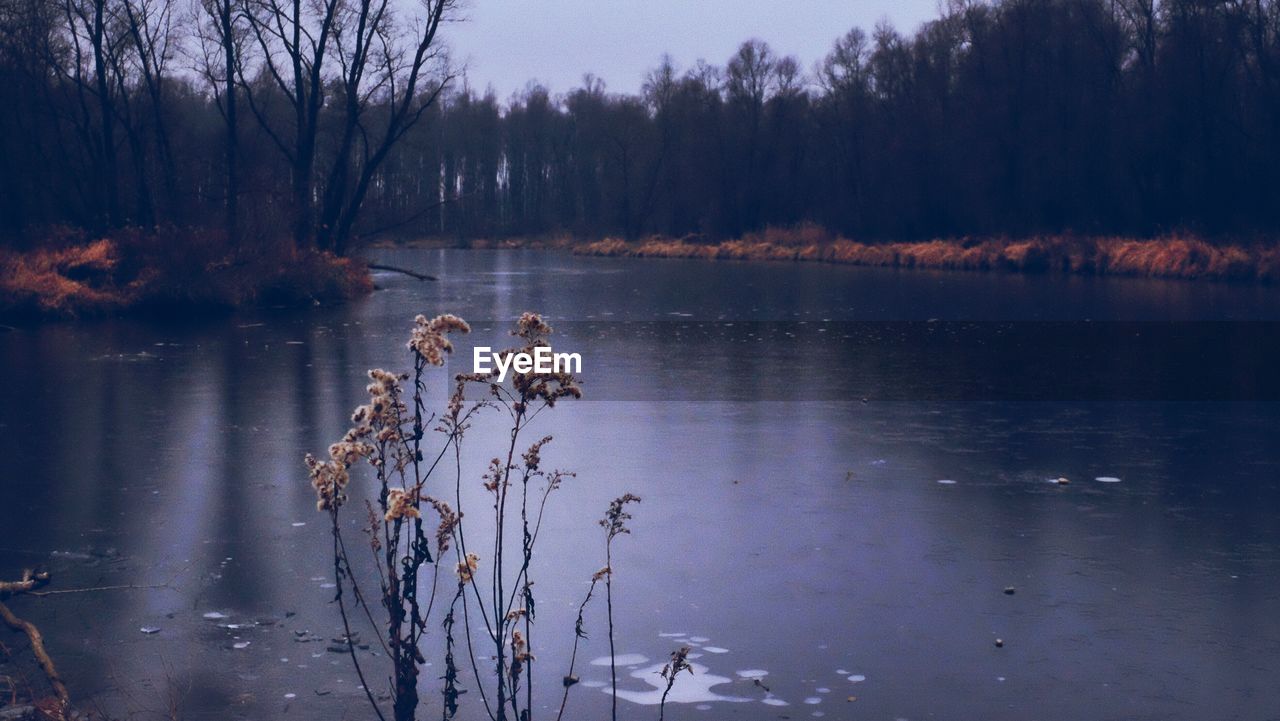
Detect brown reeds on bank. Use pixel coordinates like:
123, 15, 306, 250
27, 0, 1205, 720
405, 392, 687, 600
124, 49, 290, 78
0, 228, 373, 320
572, 226, 1280, 283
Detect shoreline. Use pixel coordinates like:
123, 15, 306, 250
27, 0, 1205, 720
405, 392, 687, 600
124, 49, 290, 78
0, 237, 372, 323
377, 230, 1280, 284
568, 233, 1280, 284
7, 231, 1279, 324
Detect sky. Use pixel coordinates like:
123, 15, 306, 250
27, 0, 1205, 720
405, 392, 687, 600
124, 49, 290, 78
444, 0, 941, 98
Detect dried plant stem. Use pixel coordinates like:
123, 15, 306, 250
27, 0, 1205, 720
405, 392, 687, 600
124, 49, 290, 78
331, 513, 388, 721
554, 576, 599, 721
606, 546, 618, 721
0, 599, 69, 706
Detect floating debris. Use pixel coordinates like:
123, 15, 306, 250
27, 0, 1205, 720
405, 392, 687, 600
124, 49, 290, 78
994, 638, 1004, 648
1055, 477, 1070, 485
140, 626, 161, 635
1003, 586, 1016, 595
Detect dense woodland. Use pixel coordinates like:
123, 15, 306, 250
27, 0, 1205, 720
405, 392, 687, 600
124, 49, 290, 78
4, 0, 1280, 253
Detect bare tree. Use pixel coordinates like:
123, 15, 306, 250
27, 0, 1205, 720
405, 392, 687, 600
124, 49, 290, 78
118, 0, 180, 222
196, 0, 243, 244
316, 0, 457, 254
239, 0, 456, 252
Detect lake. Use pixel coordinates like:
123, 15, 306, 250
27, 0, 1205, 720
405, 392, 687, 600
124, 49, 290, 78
2, 249, 1279, 720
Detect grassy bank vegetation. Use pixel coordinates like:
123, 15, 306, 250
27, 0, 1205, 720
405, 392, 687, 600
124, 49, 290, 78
0, 229, 372, 321
572, 226, 1280, 283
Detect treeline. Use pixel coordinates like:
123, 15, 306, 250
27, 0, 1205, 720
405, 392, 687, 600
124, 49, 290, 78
4, 0, 1280, 252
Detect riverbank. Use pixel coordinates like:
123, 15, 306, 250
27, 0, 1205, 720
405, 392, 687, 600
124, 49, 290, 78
0, 231, 372, 321
570, 229, 1280, 283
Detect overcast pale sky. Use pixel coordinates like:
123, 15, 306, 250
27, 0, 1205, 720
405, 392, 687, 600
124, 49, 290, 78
445, 0, 941, 98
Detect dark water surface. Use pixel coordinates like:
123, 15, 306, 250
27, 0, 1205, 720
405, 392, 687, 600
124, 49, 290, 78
3, 250, 1280, 720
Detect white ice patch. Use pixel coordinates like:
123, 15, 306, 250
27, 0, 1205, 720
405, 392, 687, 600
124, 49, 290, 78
703, 646, 729, 654
847, 674, 866, 683
762, 696, 789, 706
804, 697, 822, 704
689, 636, 710, 643
608, 661, 750, 706
736, 669, 769, 679
590, 653, 649, 667
936, 479, 957, 485
202, 612, 229, 620
1095, 476, 1122, 483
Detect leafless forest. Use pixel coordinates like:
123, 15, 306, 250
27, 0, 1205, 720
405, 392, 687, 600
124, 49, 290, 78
3, 0, 1280, 256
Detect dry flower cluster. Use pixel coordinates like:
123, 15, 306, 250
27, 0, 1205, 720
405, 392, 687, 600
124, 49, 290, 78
306, 312, 665, 721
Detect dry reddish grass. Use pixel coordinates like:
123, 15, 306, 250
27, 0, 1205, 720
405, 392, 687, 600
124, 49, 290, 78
573, 227, 1280, 282
1, 230, 373, 320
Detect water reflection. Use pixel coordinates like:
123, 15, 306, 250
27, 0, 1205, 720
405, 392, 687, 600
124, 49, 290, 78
1, 251, 1279, 720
